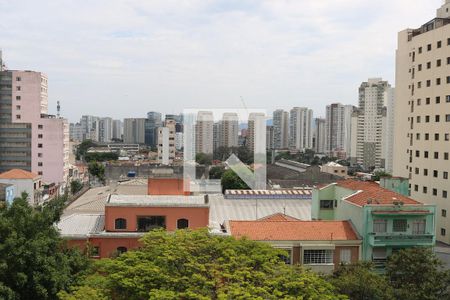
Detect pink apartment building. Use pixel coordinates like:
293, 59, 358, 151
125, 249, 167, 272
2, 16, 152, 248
0, 53, 69, 187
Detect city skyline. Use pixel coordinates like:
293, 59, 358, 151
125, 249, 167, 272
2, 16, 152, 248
0, 0, 442, 122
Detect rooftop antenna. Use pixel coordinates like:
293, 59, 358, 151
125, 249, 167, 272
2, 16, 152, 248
57, 101, 61, 118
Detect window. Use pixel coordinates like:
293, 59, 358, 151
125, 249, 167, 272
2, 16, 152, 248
415, 150, 420, 157
16, 96, 21, 101
438, 41, 442, 48
303, 250, 333, 264
417, 81, 422, 88
424, 151, 429, 158
38, 153, 43, 158
437, 78, 441, 85
444, 191, 448, 199
320, 200, 334, 209
115, 218, 127, 230
16, 76, 21, 81
416, 116, 421, 123
434, 152, 439, 159
16, 105, 21, 110
436, 115, 440, 122
444, 172, 448, 179
441, 228, 446, 236
423, 186, 428, 194
436, 96, 441, 104
116, 247, 127, 255
448, 76, 450, 84
447, 95, 450, 103
16, 86, 21, 91
16, 115, 21, 119
435, 133, 440, 141
418, 47, 423, 54
137, 216, 166, 231
177, 218, 189, 229
426, 98, 430, 105
414, 185, 419, 192
434, 170, 438, 178
38, 162, 43, 167
91, 246, 100, 257
427, 44, 432, 51
446, 114, 450, 122
38, 143, 43, 148
373, 219, 387, 233
412, 220, 426, 235
433, 188, 438, 196
445, 134, 449, 141
426, 80, 431, 87
38, 124, 43, 129
442, 209, 447, 217
446, 153, 449, 160
437, 59, 442, 67
425, 115, 430, 122
427, 61, 431, 69
424, 169, 428, 176
393, 219, 407, 232
339, 249, 352, 264
425, 134, 429, 141
418, 64, 422, 71
38, 134, 43, 139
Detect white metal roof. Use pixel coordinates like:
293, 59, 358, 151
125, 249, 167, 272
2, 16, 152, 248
107, 194, 209, 207
57, 213, 104, 238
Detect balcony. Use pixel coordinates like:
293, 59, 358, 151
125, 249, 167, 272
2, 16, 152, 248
368, 233, 434, 246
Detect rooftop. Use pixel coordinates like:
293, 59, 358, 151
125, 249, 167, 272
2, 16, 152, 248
107, 194, 209, 207
57, 214, 104, 238
229, 218, 359, 241
334, 180, 421, 207
0, 169, 40, 180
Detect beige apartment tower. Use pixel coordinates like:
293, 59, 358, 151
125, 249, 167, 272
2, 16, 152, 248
218, 112, 239, 148
195, 111, 214, 155
393, 1, 450, 243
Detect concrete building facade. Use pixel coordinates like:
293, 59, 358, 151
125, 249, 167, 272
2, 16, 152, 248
157, 119, 176, 165
393, 1, 450, 243
289, 107, 313, 151
313, 118, 326, 154
195, 111, 214, 155
273, 109, 289, 149
123, 118, 146, 144
325, 103, 354, 158
218, 112, 239, 148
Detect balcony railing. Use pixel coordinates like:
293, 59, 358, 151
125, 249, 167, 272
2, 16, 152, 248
369, 233, 434, 246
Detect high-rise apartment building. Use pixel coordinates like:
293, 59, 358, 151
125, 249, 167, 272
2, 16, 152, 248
145, 111, 162, 148
80, 115, 100, 141
0, 54, 69, 185
195, 111, 213, 154
123, 118, 146, 144
393, 1, 450, 243
69, 123, 83, 142
112, 119, 123, 140
219, 112, 239, 148
325, 103, 354, 158
157, 119, 176, 165
266, 125, 274, 150
313, 118, 326, 154
273, 109, 289, 149
99, 117, 113, 143
289, 107, 313, 151
351, 78, 391, 170
247, 112, 266, 153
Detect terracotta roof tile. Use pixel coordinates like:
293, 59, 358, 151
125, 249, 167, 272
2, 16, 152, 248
229, 220, 359, 241
0, 169, 40, 180
336, 180, 421, 206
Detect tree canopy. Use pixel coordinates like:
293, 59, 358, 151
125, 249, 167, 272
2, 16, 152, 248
221, 169, 250, 192
60, 229, 345, 300
0, 194, 89, 299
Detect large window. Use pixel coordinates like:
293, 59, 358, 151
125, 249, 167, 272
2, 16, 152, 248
117, 247, 127, 255
339, 249, 352, 264
393, 219, 407, 232
177, 218, 189, 229
412, 220, 426, 234
91, 246, 100, 257
320, 200, 334, 209
137, 216, 166, 231
303, 250, 333, 264
115, 218, 127, 230
373, 219, 387, 233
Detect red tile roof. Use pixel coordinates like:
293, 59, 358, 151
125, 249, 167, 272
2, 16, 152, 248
0, 169, 40, 180
258, 213, 301, 221
335, 180, 421, 207
229, 220, 359, 241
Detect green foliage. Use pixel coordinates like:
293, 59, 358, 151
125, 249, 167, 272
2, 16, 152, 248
221, 169, 250, 192
213, 146, 254, 164
64, 229, 344, 299
195, 152, 213, 165
386, 248, 450, 300
0, 195, 90, 299
88, 161, 105, 183
70, 180, 83, 195
84, 152, 119, 162
75, 140, 97, 161
329, 262, 394, 300
209, 166, 225, 179
372, 171, 392, 181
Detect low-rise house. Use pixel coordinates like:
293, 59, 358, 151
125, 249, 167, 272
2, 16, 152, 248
58, 194, 210, 258
0, 169, 43, 205
227, 213, 361, 273
312, 180, 436, 268
321, 162, 348, 179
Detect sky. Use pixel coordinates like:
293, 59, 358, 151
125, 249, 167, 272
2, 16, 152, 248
0, 0, 443, 122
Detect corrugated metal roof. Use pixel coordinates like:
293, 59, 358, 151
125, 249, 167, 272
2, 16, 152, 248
107, 194, 209, 207
57, 213, 104, 237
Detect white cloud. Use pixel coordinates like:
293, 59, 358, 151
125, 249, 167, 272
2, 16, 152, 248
0, 0, 442, 121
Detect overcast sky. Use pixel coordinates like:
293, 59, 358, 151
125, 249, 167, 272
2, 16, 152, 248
0, 0, 442, 122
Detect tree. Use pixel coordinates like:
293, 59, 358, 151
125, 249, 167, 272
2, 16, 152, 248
88, 161, 105, 183
209, 166, 225, 179
63, 229, 345, 299
75, 140, 97, 161
372, 171, 391, 181
221, 169, 249, 192
195, 153, 213, 165
0, 194, 90, 299
386, 248, 450, 300
84, 152, 119, 162
329, 262, 394, 300
70, 180, 83, 195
